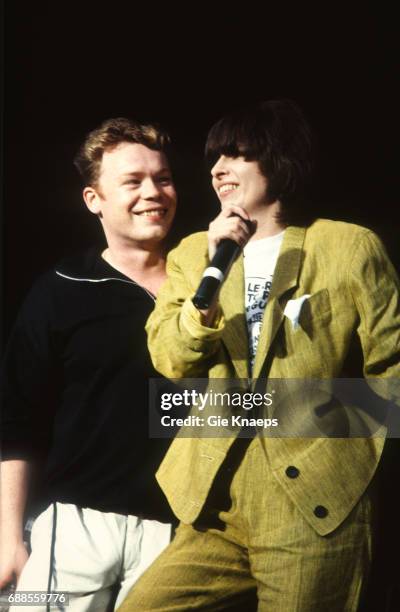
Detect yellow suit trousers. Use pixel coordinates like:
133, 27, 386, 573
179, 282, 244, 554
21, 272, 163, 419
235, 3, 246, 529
119, 438, 373, 611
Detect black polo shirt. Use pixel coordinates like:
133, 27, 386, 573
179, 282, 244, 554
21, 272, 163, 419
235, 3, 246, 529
1, 250, 174, 522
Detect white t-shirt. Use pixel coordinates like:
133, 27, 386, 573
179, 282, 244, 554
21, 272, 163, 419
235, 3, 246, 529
243, 231, 285, 371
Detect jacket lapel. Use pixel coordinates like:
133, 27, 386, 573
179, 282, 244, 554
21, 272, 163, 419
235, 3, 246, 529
219, 254, 250, 380
252, 226, 307, 380
212, 225, 307, 381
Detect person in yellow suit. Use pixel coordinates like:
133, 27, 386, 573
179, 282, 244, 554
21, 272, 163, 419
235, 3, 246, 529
119, 100, 400, 611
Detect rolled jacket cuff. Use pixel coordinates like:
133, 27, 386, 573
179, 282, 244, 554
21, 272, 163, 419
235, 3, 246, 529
181, 297, 225, 339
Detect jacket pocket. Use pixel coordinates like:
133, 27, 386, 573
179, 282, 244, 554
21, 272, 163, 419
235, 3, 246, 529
298, 288, 331, 329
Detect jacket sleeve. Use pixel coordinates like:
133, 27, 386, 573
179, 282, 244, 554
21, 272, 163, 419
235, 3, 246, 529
146, 243, 225, 379
348, 230, 400, 401
0, 275, 59, 461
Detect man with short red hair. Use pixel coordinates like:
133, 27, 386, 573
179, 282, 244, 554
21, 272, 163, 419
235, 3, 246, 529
1, 118, 177, 610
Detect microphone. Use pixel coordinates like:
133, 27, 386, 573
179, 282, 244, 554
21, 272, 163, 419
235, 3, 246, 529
192, 238, 243, 310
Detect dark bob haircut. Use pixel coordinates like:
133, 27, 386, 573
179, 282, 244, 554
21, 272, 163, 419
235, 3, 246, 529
205, 99, 315, 225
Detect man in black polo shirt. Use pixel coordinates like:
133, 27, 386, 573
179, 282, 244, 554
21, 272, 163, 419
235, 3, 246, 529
0, 118, 177, 610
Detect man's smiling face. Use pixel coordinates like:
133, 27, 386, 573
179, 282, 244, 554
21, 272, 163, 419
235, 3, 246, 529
85, 142, 177, 249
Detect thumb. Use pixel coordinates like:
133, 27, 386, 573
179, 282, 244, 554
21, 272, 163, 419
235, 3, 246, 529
0, 568, 15, 589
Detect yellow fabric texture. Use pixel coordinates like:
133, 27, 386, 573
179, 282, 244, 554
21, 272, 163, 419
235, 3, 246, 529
119, 438, 372, 611
145, 219, 400, 535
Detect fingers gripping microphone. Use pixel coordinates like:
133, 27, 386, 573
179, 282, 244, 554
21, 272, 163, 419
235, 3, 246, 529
192, 239, 241, 310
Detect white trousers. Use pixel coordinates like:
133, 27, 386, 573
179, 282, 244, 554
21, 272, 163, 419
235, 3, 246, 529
11, 503, 172, 612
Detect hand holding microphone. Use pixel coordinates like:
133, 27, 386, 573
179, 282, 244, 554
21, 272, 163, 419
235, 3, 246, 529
192, 206, 255, 312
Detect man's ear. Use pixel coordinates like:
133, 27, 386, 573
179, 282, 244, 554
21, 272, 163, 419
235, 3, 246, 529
83, 186, 102, 215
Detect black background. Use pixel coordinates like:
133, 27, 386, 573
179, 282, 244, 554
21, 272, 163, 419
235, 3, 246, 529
3, 1, 399, 341
2, 2, 400, 607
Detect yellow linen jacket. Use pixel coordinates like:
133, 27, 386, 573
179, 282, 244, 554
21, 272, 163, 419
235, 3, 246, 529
146, 219, 400, 536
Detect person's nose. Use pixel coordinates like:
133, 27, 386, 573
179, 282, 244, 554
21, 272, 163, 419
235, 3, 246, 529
211, 156, 229, 180
141, 178, 161, 200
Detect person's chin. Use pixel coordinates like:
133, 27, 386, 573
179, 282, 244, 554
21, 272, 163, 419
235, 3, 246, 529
142, 228, 169, 243
220, 195, 243, 208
